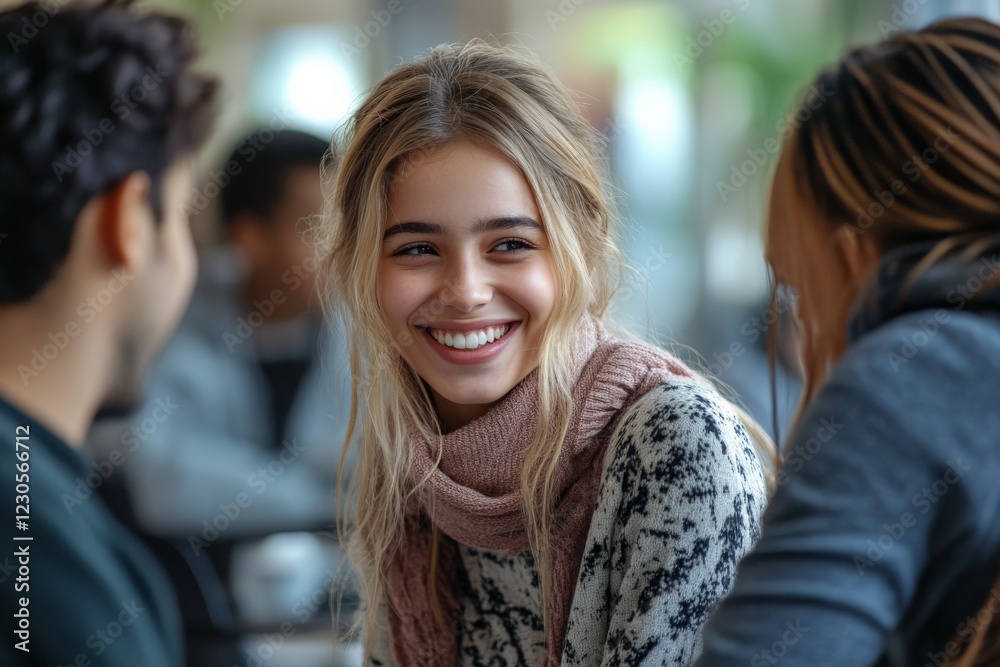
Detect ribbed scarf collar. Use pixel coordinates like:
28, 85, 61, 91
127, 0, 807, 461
385, 315, 699, 666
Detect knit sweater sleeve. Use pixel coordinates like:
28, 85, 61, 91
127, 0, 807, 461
562, 380, 769, 666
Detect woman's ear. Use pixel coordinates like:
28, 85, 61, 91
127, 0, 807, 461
98, 171, 153, 268
837, 224, 880, 287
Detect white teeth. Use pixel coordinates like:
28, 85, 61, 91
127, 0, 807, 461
429, 324, 509, 350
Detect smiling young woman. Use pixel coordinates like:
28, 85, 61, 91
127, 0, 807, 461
377, 140, 557, 431
317, 40, 775, 666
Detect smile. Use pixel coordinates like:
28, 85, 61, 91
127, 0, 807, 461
427, 324, 508, 350
416, 321, 520, 365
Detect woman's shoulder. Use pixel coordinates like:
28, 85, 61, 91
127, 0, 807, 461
565, 380, 769, 664
606, 380, 766, 491
810, 308, 1000, 457
784, 308, 1000, 486
590, 379, 769, 551
841, 307, 1000, 380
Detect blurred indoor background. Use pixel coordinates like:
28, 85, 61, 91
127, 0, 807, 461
130, 0, 1000, 436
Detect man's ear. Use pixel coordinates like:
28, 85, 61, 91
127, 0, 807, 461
98, 171, 153, 267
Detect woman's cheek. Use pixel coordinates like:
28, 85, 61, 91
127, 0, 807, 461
508, 260, 557, 321
379, 265, 423, 343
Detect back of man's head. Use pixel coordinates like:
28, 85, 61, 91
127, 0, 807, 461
0, 0, 217, 304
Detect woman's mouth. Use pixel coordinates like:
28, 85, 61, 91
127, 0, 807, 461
426, 324, 509, 350
416, 321, 520, 365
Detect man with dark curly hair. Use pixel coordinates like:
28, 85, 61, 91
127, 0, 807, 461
0, 1, 217, 664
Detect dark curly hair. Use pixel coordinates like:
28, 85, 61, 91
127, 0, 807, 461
0, 0, 218, 304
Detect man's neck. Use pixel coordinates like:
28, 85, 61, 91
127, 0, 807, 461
0, 307, 108, 448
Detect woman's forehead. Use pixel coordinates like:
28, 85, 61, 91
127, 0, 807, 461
385, 141, 541, 230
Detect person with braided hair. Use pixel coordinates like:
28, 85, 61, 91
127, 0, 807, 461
696, 17, 1000, 667
0, 1, 216, 665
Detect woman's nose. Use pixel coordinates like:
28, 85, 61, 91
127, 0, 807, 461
438, 257, 492, 313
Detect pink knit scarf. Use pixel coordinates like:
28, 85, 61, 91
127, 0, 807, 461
385, 315, 700, 666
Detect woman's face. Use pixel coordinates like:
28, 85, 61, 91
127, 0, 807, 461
766, 146, 879, 377
765, 153, 808, 320
377, 140, 557, 430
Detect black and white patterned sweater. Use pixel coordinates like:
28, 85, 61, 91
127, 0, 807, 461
370, 381, 769, 666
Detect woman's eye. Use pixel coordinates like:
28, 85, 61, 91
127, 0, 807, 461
492, 238, 535, 253
393, 243, 435, 257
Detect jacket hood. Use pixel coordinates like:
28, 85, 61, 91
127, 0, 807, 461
847, 238, 1000, 342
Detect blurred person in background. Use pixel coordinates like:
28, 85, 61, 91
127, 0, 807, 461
696, 17, 1000, 667
0, 0, 217, 665
319, 40, 774, 666
87, 129, 354, 662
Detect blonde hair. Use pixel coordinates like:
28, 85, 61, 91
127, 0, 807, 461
317, 39, 773, 655
768, 18, 1000, 665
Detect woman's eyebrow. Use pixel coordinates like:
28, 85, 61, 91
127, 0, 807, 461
383, 216, 542, 241
470, 215, 543, 234
382, 221, 444, 240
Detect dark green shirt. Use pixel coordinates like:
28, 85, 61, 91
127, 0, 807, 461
0, 395, 182, 666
